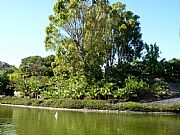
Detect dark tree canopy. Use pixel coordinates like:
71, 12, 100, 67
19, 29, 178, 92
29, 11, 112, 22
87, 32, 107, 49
0, 71, 9, 95
19, 55, 55, 77
0, 61, 17, 74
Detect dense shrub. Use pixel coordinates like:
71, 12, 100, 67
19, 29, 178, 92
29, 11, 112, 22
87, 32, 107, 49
85, 81, 114, 100
152, 80, 169, 96
114, 76, 150, 100
14, 76, 48, 97
1, 97, 180, 113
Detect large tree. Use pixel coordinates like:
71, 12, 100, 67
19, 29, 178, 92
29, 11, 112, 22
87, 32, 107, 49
45, 0, 143, 82
143, 43, 160, 75
19, 55, 55, 77
0, 61, 17, 74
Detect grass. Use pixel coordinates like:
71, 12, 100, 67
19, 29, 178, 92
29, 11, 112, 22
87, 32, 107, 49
1, 97, 180, 113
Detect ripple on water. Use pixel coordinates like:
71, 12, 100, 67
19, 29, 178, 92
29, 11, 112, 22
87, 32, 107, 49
0, 123, 15, 127
0, 123, 17, 135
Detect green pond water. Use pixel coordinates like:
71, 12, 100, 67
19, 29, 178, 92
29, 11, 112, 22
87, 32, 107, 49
1, 105, 180, 135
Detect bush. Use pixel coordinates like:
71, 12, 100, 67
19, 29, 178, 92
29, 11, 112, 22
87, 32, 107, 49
114, 76, 150, 100
44, 74, 88, 99
85, 81, 114, 100
14, 76, 48, 97
152, 80, 169, 96
1, 97, 180, 113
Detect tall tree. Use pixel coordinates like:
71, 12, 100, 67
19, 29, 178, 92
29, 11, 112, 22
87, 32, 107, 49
45, 0, 144, 82
143, 43, 160, 75
0, 61, 17, 74
19, 55, 55, 77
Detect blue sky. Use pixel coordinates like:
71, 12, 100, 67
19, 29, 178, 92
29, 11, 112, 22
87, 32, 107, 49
0, 0, 180, 67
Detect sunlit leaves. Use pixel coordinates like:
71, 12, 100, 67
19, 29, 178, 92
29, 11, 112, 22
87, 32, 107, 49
45, 0, 144, 88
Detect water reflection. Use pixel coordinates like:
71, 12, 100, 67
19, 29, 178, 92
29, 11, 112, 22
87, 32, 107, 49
0, 106, 17, 135
1, 105, 180, 135
55, 112, 58, 120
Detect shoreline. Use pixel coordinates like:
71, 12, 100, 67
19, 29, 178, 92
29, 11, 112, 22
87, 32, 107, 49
0, 103, 177, 115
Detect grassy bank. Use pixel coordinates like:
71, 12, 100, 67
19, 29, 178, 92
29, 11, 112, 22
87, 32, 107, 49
1, 97, 180, 113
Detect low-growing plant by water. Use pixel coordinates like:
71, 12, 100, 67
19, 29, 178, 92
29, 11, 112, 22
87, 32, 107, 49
1, 97, 180, 113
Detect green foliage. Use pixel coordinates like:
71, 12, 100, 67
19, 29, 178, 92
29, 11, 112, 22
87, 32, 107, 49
1, 1, 179, 101
41, 91, 60, 99
14, 76, 48, 97
0, 61, 17, 74
20, 55, 43, 76
86, 81, 114, 100
8, 73, 22, 90
2, 97, 180, 113
110, 62, 135, 84
40, 72, 88, 99
41, 76, 115, 100
152, 80, 169, 95
143, 43, 160, 75
19, 55, 55, 77
0, 71, 10, 95
64, 74, 88, 99
45, 0, 144, 83
163, 59, 180, 82
0, 97, 36, 105
114, 76, 149, 100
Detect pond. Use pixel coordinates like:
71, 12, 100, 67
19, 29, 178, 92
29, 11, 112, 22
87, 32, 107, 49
1, 105, 180, 135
